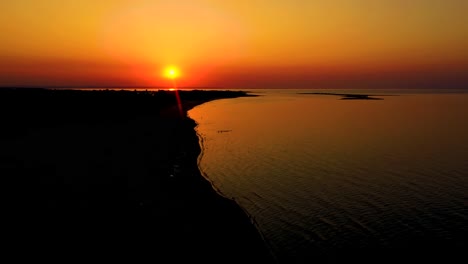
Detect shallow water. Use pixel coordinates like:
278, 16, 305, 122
188, 89, 468, 262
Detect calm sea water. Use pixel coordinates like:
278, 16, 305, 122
188, 89, 468, 263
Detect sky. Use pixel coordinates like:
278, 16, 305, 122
0, 0, 467, 88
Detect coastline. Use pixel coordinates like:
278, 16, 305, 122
1, 88, 274, 262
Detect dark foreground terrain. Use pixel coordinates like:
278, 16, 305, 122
1, 88, 274, 262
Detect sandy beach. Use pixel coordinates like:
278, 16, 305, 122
1, 88, 274, 262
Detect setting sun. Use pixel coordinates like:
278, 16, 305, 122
164, 66, 180, 80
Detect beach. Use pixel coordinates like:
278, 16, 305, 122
1, 88, 274, 262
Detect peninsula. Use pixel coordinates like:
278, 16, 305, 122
1, 88, 274, 262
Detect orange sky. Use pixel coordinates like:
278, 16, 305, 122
1, 0, 467, 88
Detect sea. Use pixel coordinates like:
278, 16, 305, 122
188, 89, 468, 263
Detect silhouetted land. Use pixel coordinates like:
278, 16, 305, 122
298, 92, 388, 100
1, 88, 274, 262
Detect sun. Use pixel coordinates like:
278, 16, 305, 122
164, 66, 180, 79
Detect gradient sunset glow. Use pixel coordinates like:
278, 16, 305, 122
1, 0, 467, 88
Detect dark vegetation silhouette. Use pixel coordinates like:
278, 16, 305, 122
1, 88, 273, 263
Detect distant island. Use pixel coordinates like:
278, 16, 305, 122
298, 92, 388, 100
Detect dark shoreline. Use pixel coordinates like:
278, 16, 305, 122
1, 88, 274, 262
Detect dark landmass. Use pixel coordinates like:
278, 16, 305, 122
298, 92, 389, 100
1, 88, 274, 262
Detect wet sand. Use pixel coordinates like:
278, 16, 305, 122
1, 88, 274, 262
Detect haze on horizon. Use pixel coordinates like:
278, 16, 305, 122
1, 0, 467, 89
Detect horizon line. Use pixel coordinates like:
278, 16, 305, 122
1, 86, 467, 90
